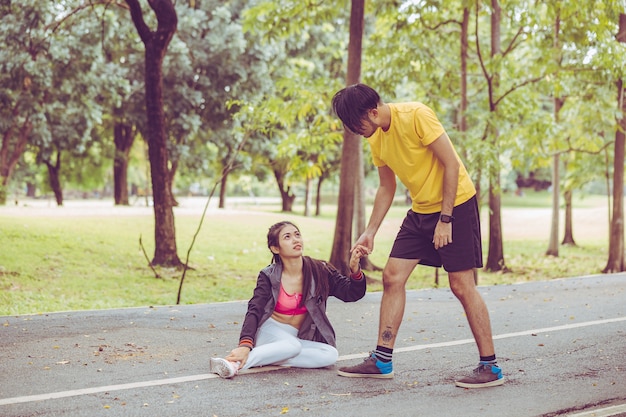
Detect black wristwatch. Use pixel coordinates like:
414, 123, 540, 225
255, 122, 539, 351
440, 214, 455, 223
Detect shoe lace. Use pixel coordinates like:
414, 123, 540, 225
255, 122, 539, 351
473, 364, 488, 374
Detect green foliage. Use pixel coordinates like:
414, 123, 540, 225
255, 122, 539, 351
2, 0, 622, 205
0, 1, 623, 275
232, 0, 350, 203
359, 0, 622, 194
165, 1, 278, 193
242, 0, 348, 41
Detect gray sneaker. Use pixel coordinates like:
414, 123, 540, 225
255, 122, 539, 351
337, 353, 394, 379
210, 358, 238, 379
455, 363, 504, 388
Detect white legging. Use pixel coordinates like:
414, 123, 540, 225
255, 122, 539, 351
242, 318, 338, 370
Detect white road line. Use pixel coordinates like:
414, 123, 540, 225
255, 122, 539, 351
0, 374, 215, 405
567, 403, 626, 417
0, 366, 284, 406
339, 316, 626, 360
1, 316, 624, 406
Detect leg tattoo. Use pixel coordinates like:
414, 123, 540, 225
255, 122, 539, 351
381, 327, 395, 345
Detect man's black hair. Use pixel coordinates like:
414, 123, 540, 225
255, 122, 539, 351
331, 83, 380, 135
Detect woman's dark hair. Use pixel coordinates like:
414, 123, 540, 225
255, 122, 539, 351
267, 221, 329, 304
331, 83, 381, 135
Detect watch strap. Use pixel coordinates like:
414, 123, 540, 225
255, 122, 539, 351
440, 214, 455, 223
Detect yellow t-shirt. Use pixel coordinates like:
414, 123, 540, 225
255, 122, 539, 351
367, 102, 476, 213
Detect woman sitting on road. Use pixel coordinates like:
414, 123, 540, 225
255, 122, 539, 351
210, 221, 369, 378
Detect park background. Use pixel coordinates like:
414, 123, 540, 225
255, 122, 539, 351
1, 1, 624, 316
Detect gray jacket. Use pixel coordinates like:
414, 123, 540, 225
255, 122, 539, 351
238, 256, 366, 348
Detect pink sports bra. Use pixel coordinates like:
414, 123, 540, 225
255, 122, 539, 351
274, 284, 308, 315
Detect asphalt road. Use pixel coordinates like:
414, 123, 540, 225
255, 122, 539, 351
1, 273, 625, 417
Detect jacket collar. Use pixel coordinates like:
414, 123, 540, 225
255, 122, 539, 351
263, 257, 317, 299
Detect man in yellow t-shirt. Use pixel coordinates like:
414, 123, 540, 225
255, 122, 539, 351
331, 83, 503, 389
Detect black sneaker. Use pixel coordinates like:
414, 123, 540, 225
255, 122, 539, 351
337, 353, 394, 379
455, 363, 504, 388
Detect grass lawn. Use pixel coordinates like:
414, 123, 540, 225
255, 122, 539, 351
0, 193, 611, 316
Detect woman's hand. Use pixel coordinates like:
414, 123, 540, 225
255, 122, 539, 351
225, 346, 251, 369
349, 244, 370, 274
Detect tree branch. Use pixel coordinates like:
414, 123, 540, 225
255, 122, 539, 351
45, 1, 127, 34
125, 0, 151, 43
139, 235, 161, 278
561, 136, 614, 155
148, 0, 178, 50
176, 131, 252, 304
493, 74, 547, 108
474, 2, 492, 86
501, 25, 525, 57
419, 16, 462, 31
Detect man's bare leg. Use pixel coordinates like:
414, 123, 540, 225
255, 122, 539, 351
377, 258, 420, 348
337, 257, 417, 378
450, 269, 505, 387
448, 269, 495, 357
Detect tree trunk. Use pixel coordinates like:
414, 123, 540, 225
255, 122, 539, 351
315, 174, 324, 216
113, 122, 135, 206
272, 167, 295, 212
166, 159, 179, 207
486, 170, 506, 271
562, 188, 576, 245
485, 0, 507, 272
126, 0, 180, 267
44, 152, 63, 206
330, 0, 364, 273
547, 14, 563, 257
603, 13, 626, 273
281, 190, 295, 212
354, 126, 365, 239
354, 136, 380, 272
218, 171, 227, 209
218, 151, 234, 209
304, 176, 311, 217
546, 152, 560, 256
460, 5, 477, 284
0, 116, 31, 205
459, 6, 469, 135
26, 182, 36, 197
604, 77, 625, 272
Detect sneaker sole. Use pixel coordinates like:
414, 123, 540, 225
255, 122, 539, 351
337, 370, 394, 379
455, 377, 505, 388
210, 358, 235, 379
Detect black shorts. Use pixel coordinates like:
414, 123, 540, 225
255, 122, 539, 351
389, 195, 483, 273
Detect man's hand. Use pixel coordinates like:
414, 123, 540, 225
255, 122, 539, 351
433, 221, 452, 250
351, 232, 375, 254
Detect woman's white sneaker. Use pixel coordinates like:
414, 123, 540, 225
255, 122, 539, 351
210, 358, 239, 379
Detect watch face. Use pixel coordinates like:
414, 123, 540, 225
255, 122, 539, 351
440, 214, 454, 223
